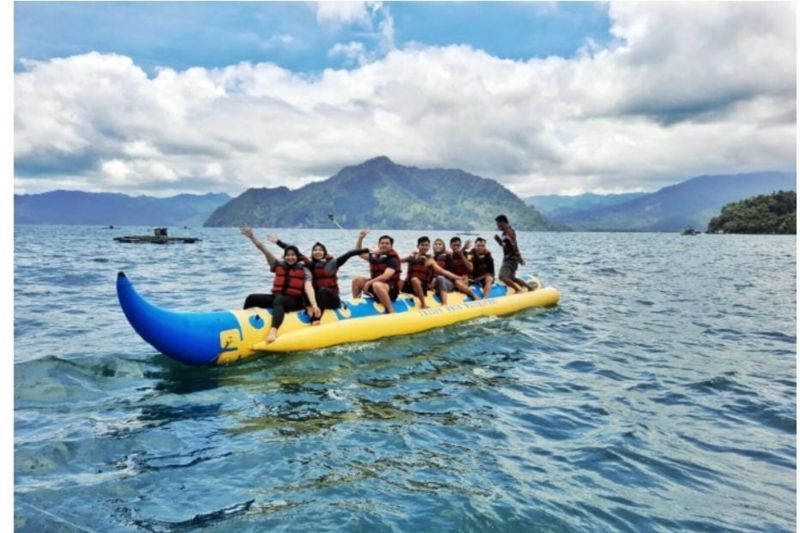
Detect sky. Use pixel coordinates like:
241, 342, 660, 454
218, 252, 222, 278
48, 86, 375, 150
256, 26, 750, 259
12, 1, 798, 198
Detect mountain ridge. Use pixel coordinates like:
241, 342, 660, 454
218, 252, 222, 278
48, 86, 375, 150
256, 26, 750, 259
14, 190, 231, 226
525, 192, 650, 218
542, 171, 796, 231
204, 156, 560, 230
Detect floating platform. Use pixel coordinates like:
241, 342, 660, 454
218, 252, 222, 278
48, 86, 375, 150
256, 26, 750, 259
114, 236, 200, 244
113, 227, 200, 244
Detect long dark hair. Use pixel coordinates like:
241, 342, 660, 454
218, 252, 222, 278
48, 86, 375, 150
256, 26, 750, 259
283, 245, 301, 259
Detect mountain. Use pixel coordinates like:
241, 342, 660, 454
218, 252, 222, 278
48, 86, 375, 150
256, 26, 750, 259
554, 171, 797, 231
14, 190, 231, 226
205, 156, 559, 230
524, 192, 649, 218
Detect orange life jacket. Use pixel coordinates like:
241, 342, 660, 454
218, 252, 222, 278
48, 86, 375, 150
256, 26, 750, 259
406, 253, 432, 288
369, 249, 402, 289
309, 255, 339, 294
271, 262, 307, 298
471, 250, 493, 278
434, 252, 450, 270
449, 251, 471, 277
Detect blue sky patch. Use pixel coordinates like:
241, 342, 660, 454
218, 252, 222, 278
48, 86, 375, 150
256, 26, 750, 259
15, 2, 612, 74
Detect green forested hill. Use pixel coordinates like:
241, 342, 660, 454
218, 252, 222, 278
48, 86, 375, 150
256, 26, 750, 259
204, 156, 559, 230
707, 190, 796, 234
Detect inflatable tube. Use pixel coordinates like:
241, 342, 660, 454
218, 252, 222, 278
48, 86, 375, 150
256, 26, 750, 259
117, 271, 560, 366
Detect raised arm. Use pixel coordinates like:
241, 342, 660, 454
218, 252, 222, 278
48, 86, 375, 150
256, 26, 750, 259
455, 247, 474, 273
241, 226, 278, 270
329, 248, 369, 273
268, 234, 287, 250
355, 229, 370, 260
268, 234, 311, 263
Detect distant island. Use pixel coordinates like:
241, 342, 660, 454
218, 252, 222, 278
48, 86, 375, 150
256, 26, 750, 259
707, 190, 796, 234
205, 156, 559, 230
14, 191, 231, 226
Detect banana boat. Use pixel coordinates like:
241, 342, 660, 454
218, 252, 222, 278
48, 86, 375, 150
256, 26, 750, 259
116, 271, 560, 366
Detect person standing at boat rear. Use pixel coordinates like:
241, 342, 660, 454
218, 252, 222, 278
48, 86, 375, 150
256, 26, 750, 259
494, 214, 536, 293
267, 235, 368, 325
401, 236, 462, 309
467, 237, 495, 299
240, 227, 319, 343
352, 230, 401, 313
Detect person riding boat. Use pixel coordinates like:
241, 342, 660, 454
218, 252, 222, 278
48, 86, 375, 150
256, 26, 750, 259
268, 235, 368, 325
352, 230, 402, 313
448, 237, 482, 301
430, 238, 478, 304
401, 236, 462, 309
466, 237, 495, 299
240, 227, 318, 343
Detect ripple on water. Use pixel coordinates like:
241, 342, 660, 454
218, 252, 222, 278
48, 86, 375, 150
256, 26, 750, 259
13, 227, 797, 530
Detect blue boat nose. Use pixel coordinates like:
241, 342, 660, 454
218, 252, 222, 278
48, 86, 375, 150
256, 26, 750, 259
117, 274, 240, 366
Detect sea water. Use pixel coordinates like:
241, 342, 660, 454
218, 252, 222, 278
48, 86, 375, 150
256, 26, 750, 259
14, 225, 796, 531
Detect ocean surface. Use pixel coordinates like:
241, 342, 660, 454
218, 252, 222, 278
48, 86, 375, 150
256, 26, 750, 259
14, 225, 796, 532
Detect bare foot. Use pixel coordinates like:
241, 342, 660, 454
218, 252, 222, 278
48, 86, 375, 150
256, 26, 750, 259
311, 320, 321, 326
267, 329, 278, 343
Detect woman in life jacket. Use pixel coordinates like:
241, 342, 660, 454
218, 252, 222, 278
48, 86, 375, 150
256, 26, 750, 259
241, 227, 319, 343
402, 236, 463, 309
430, 236, 481, 302
466, 237, 495, 299
352, 230, 402, 313
267, 235, 368, 325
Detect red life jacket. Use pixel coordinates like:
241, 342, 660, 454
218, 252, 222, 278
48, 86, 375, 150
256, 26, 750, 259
369, 249, 402, 289
406, 253, 432, 287
471, 250, 493, 278
434, 252, 450, 270
449, 251, 471, 277
309, 255, 339, 294
271, 262, 307, 298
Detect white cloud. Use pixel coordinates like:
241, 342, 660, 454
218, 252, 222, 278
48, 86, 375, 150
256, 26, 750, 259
14, 3, 796, 197
321, 1, 395, 65
315, 2, 373, 27
327, 41, 368, 66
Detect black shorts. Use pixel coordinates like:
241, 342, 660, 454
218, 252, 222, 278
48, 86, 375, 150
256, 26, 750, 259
402, 278, 428, 294
365, 284, 399, 301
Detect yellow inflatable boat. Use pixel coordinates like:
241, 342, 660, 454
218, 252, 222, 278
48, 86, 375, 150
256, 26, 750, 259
117, 272, 560, 366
